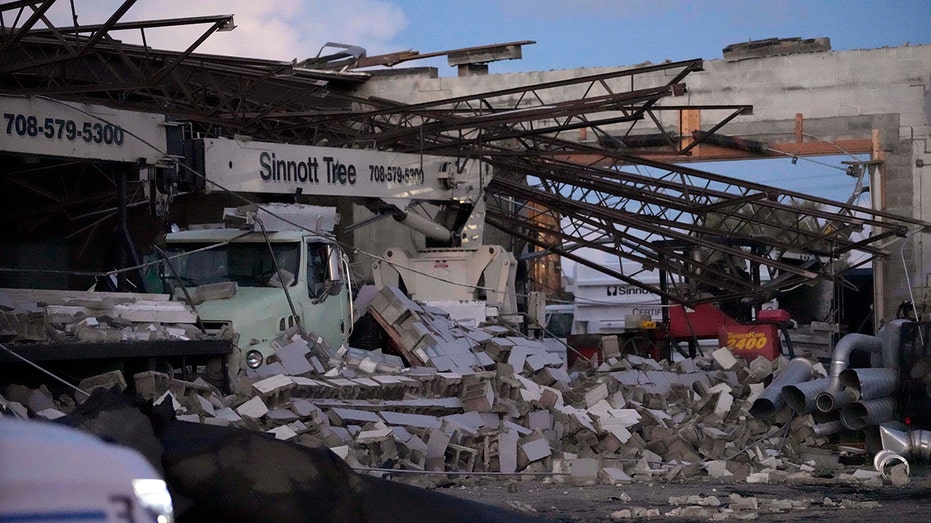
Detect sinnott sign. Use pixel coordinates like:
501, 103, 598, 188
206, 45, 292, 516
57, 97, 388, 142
202, 137, 469, 201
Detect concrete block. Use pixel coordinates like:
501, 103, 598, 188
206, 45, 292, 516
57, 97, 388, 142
1, 384, 34, 406
599, 467, 632, 485
268, 425, 298, 440
154, 391, 183, 412
666, 506, 714, 519
524, 354, 548, 373
714, 390, 734, 416
78, 370, 127, 393
473, 350, 496, 369
519, 431, 552, 464
24, 388, 56, 413
852, 469, 883, 484
540, 365, 572, 385
379, 411, 442, 429
203, 417, 231, 427
289, 398, 320, 418
748, 356, 773, 380
507, 345, 530, 370
569, 458, 601, 486
498, 429, 519, 473
133, 371, 170, 400
728, 494, 758, 510
356, 427, 394, 443
188, 394, 216, 416
214, 407, 242, 422
252, 374, 294, 396
528, 409, 553, 431
445, 443, 478, 472
351, 356, 373, 374
251, 375, 294, 407
329, 407, 381, 425
460, 378, 494, 412
712, 347, 739, 370
5, 401, 27, 419
705, 460, 733, 478
275, 339, 315, 375
429, 355, 454, 372
401, 433, 429, 469
746, 471, 770, 484
425, 428, 451, 471
441, 413, 482, 436
584, 381, 609, 408
236, 396, 269, 419
600, 335, 621, 359
399, 319, 431, 351
35, 407, 66, 420
266, 408, 299, 423
190, 281, 237, 304
330, 445, 364, 469
539, 387, 563, 408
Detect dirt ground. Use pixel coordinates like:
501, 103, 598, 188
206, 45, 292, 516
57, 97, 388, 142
420, 475, 931, 522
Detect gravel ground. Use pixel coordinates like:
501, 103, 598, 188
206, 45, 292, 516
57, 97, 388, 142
409, 474, 931, 522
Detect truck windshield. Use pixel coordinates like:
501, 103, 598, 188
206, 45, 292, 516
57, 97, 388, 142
545, 311, 574, 338
164, 242, 300, 288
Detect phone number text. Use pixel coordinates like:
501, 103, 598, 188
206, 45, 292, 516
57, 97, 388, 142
3, 112, 125, 146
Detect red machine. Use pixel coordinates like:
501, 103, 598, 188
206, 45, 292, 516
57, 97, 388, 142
718, 323, 781, 361
668, 303, 790, 361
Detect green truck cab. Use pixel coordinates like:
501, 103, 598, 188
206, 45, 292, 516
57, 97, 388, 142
160, 205, 352, 375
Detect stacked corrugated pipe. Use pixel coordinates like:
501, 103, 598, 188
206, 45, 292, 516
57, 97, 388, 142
750, 319, 931, 476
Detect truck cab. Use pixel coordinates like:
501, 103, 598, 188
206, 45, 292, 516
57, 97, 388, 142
160, 204, 352, 373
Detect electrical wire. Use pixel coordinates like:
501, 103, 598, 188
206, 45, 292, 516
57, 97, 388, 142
0, 343, 90, 398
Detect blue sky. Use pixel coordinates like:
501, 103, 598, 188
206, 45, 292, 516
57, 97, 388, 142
58, 1, 930, 74
390, 0, 931, 74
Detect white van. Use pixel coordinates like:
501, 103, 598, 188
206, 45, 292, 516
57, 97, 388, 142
0, 417, 174, 523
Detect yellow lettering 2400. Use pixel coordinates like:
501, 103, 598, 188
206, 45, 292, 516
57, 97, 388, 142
728, 334, 767, 350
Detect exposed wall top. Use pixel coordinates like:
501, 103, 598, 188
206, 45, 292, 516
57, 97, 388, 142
722, 37, 832, 62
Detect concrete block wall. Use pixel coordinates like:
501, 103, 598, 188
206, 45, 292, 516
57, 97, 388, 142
359, 45, 930, 138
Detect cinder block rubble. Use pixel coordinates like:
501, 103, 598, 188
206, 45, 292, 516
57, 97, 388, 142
2, 284, 908, 489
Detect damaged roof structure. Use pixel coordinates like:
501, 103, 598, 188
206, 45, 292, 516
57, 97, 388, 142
1, 0, 927, 306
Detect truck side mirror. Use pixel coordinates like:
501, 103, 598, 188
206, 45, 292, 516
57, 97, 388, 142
326, 278, 344, 296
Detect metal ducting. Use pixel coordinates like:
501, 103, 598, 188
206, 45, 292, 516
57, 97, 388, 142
840, 397, 897, 430
749, 358, 813, 419
783, 377, 830, 415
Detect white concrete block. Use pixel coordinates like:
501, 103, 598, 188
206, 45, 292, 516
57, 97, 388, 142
35, 408, 66, 420
268, 425, 298, 440
214, 407, 242, 422
236, 395, 269, 419
499, 429, 519, 474
252, 374, 294, 395
521, 437, 552, 463
712, 347, 739, 370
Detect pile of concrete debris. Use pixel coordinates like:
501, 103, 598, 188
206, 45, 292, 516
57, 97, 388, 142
0, 286, 914, 487
0, 288, 202, 344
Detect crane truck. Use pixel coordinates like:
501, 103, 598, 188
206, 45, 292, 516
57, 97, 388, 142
163, 135, 518, 373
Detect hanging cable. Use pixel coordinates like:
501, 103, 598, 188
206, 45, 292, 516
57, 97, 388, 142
255, 216, 299, 324
0, 343, 90, 399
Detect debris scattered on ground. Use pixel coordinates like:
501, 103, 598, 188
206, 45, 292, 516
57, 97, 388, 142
0, 286, 920, 489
